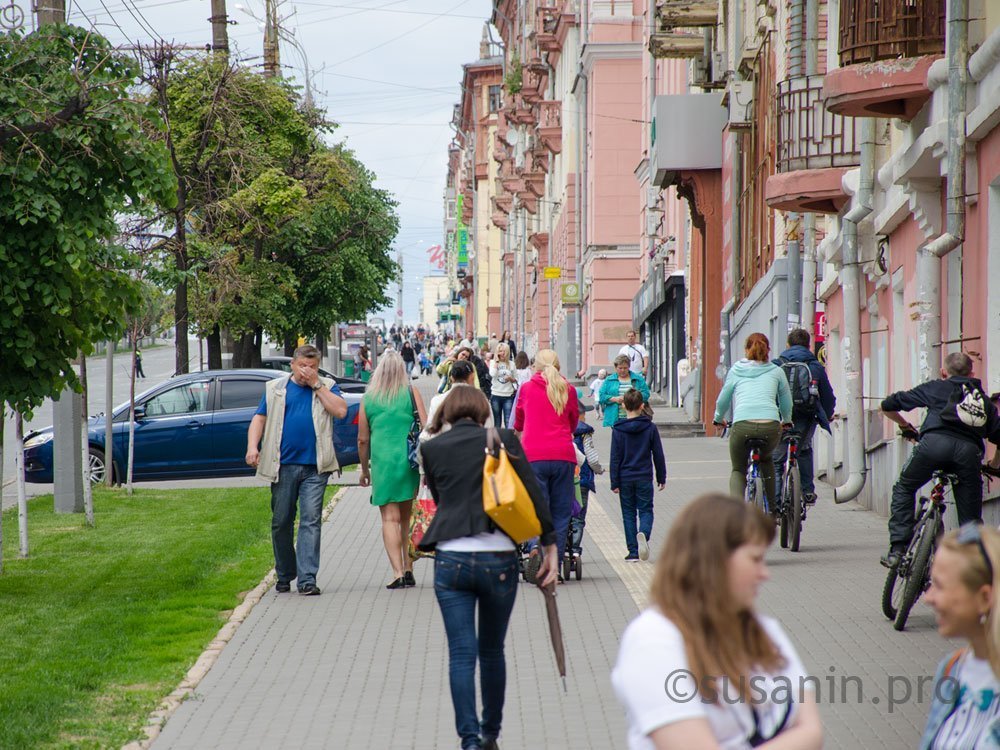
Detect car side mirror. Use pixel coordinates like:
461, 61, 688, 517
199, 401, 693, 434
133, 405, 147, 421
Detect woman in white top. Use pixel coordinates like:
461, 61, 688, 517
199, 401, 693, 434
488, 342, 517, 428
612, 493, 823, 750
920, 523, 1000, 749
421, 360, 493, 444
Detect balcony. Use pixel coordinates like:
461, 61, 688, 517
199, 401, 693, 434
491, 210, 509, 230
536, 6, 560, 52
521, 61, 548, 105
655, 0, 718, 28
537, 101, 562, 154
765, 76, 860, 214
506, 94, 537, 126
823, 0, 945, 119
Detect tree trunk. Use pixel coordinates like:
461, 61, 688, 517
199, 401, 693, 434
0, 406, 5, 574
283, 333, 296, 357
207, 325, 223, 369
127, 330, 138, 496
233, 329, 263, 368
316, 332, 326, 363
79, 353, 94, 526
15, 413, 27, 558
173, 220, 190, 375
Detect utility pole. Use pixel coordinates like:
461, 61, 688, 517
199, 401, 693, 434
263, 0, 280, 77
35, 0, 65, 25
210, 0, 230, 56
396, 249, 404, 328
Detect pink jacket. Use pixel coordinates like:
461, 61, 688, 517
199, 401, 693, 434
513, 372, 580, 463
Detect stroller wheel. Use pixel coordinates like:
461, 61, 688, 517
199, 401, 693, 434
575, 557, 583, 581
562, 554, 572, 582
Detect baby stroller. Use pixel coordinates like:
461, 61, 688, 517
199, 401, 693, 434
562, 479, 585, 582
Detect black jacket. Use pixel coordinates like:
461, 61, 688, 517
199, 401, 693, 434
610, 415, 666, 490
882, 376, 1000, 450
773, 345, 836, 431
418, 420, 556, 551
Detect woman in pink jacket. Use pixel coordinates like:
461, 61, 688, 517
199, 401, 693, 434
513, 349, 580, 582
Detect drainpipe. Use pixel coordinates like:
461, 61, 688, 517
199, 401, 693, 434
917, 0, 968, 381
785, 0, 805, 333
833, 117, 875, 504
800, 0, 819, 328
578, 63, 589, 368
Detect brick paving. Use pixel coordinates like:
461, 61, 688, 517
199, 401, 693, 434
153, 377, 940, 749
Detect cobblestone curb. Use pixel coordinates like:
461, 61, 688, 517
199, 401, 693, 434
121, 486, 347, 750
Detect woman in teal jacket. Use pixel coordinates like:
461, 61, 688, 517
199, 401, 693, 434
713, 332, 793, 504
599, 355, 650, 426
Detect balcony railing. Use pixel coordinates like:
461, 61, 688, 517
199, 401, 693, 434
839, 0, 945, 66
776, 76, 860, 173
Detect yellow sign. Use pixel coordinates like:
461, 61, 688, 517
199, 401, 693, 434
542, 266, 562, 279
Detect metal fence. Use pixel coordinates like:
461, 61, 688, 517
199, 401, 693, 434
838, 0, 945, 66
775, 76, 860, 173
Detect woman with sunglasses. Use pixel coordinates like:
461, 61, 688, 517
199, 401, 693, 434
921, 523, 1000, 749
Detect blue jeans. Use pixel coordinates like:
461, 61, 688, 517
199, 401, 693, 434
490, 394, 515, 429
434, 551, 519, 749
570, 487, 590, 554
772, 417, 818, 498
527, 460, 576, 558
270, 464, 329, 589
619, 481, 654, 556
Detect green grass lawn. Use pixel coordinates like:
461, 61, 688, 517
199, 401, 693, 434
0, 485, 337, 749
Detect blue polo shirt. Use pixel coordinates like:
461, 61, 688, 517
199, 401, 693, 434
255, 379, 342, 466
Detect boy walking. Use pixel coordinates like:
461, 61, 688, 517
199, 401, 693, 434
610, 389, 666, 561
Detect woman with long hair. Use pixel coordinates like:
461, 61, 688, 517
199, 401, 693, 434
488, 342, 517, 428
419, 387, 558, 750
500, 330, 517, 358
512, 349, 579, 583
358, 350, 427, 589
920, 523, 1000, 748
713, 333, 793, 504
613, 494, 822, 749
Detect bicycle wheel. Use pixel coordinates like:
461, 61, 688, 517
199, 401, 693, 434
787, 466, 803, 552
881, 566, 901, 620
751, 477, 766, 513
894, 512, 941, 632
779, 473, 790, 549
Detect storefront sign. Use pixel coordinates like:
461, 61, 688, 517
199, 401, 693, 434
561, 282, 581, 306
814, 311, 827, 342
542, 266, 562, 279
632, 262, 666, 327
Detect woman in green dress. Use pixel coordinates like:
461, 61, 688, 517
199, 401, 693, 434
359, 349, 427, 589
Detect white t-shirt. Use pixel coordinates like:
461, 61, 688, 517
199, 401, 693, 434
590, 377, 605, 399
489, 359, 517, 397
619, 343, 648, 374
420, 387, 494, 443
612, 609, 808, 750
931, 653, 1000, 749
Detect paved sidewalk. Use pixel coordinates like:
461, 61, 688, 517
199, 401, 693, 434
153, 381, 943, 749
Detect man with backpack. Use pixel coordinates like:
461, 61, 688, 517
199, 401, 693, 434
880, 352, 1000, 569
771, 328, 837, 507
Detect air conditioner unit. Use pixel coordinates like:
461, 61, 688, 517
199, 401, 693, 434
727, 80, 754, 129
712, 50, 728, 83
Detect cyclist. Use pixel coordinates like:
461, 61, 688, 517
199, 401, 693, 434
713, 332, 793, 505
770, 328, 836, 506
880, 352, 1000, 569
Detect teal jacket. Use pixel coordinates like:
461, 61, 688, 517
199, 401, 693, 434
713, 359, 793, 424
599, 373, 650, 426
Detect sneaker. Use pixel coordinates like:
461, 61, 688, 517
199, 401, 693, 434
299, 583, 322, 596
624, 554, 640, 562
880, 546, 907, 570
523, 552, 541, 584
803, 492, 817, 506
637, 532, 649, 561
483, 739, 499, 750
275, 581, 291, 593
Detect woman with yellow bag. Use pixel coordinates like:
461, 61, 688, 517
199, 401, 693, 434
419, 386, 558, 750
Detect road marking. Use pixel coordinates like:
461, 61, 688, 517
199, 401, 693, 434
584, 495, 652, 610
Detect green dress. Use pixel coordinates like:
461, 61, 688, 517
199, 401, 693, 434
363, 388, 420, 506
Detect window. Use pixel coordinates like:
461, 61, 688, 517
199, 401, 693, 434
488, 84, 502, 113
220, 379, 267, 410
143, 380, 211, 417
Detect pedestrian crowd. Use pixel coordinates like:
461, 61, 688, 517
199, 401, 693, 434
244, 326, 1000, 749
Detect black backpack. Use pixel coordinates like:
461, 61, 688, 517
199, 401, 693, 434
940, 380, 994, 438
777, 358, 818, 418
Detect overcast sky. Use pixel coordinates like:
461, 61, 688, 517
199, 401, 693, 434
64, 0, 494, 325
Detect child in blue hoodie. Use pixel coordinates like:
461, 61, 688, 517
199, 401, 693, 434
611, 389, 667, 561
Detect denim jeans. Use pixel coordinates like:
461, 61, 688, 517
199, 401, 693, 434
570, 488, 590, 554
772, 417, 818, 500
405, 360, 414, 375
619, 482, 654, 556
490, 394, 515, 429
434, 550, 519, 750
270, 464, 329, 589
527, 460, 576, 558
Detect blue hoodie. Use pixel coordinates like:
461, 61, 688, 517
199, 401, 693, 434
713, 359, 793, 425
610, 415, 666, 491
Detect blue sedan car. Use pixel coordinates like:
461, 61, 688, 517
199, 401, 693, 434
23, 370, 362, 484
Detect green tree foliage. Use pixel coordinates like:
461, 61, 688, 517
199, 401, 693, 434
0, 27, 176, 414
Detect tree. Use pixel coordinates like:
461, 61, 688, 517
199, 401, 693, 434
0, 26, 176, 417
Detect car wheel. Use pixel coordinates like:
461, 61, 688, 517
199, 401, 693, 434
88, 447, 114, 485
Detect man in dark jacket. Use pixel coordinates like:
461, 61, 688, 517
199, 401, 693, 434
771, 328, 837, 506
880, 352, 1000, 568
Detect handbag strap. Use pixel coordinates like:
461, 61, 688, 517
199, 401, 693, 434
486, 426, 505, 457
408, 386, 419, 422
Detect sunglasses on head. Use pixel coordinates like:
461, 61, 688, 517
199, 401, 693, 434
957, 522, 994, 581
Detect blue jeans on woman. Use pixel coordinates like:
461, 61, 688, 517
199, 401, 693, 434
619, 481, 654, 557
270, 464, 330, 589
434, 550, 519, 750
527, 460, 576, 558
490, 394, 515, 428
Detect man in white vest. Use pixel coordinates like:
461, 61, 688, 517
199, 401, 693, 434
246, 345, 347, 595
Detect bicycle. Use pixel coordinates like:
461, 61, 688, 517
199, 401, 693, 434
881, 463, 1000, 631
714, 422, 771, 515
777, 429, 804, 552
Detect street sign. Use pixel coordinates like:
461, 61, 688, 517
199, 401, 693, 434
543, 266, 562, 279
561, 282, 582, 306
814, 311, 827, 342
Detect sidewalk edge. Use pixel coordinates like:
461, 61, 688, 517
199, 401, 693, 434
121, 485, 348, 750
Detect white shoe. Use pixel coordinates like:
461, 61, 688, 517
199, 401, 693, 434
637, 532, 649, 561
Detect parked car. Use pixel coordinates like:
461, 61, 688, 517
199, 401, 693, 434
23, 370, 361, 484
259, 357, 367, 393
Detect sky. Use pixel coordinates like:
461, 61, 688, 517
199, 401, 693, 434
60, 0, 495, 325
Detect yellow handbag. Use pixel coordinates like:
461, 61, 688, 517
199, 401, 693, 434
483, 428, 542, 544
